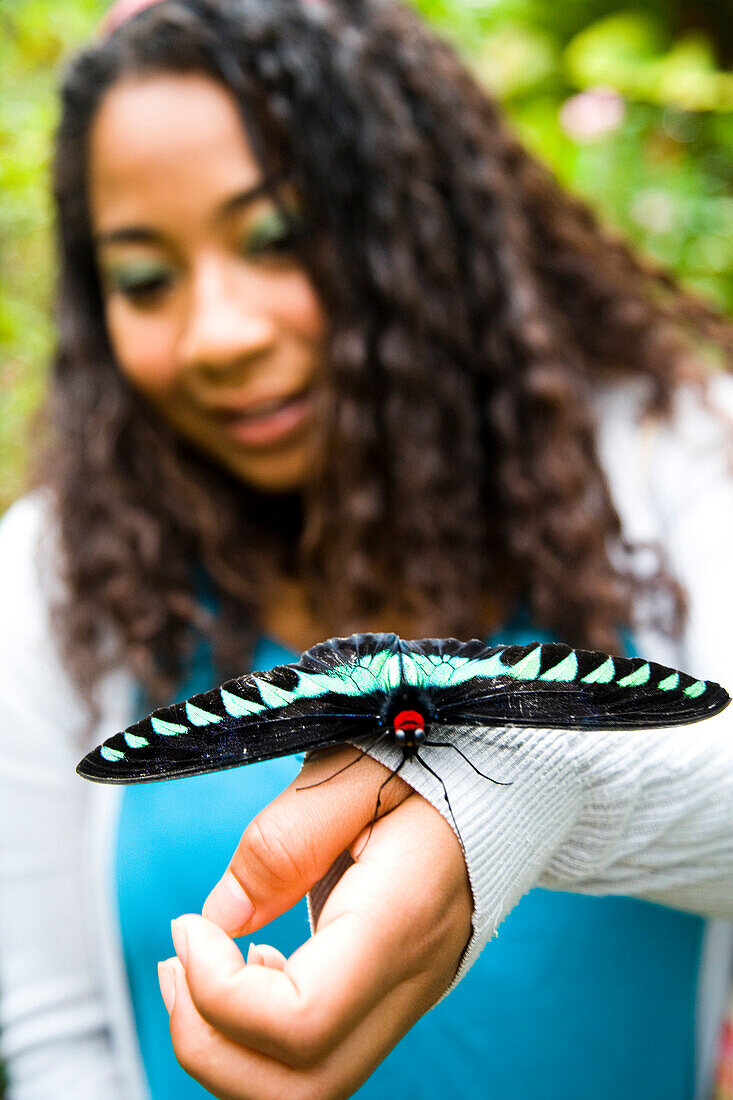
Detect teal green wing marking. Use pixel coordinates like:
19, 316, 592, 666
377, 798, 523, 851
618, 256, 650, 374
77, 633, 730, 785
429, 641, 730, 730
76, 633, 400, 784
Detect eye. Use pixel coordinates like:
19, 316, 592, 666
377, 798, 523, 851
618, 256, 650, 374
103, 260, 177, 304
240, 208, 303, 259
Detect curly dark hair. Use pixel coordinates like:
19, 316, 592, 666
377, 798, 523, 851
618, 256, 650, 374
45, 0, 732, 706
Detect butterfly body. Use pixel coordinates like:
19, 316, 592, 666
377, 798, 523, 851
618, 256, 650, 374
391, 709, 428, 757
77, 633, 730, 786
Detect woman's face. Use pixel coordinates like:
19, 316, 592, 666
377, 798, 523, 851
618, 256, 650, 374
89, 73, 325, 493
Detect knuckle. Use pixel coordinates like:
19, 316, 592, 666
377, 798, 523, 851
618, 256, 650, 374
278, 1081, 321, 1100
240, 814, 304, 891
189, 974, 230, 1025
294, 1081, 334, 1100
276, 1006, 332, 1069
173, 1043, 199, 1081
374, 773, 412, 815
390, 870, 470, 982
170, 1018, 213, 1079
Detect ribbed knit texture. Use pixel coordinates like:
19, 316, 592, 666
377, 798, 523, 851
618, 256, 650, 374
345, 713, 733, 988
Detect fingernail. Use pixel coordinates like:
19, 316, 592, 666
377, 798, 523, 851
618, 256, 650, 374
247, 942, 263, 966
171, 917, 188, 967
203, 871, 255, 934
158, 959, 177, 1015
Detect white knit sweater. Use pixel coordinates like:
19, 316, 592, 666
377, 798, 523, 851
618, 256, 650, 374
1, 378, 732, 1100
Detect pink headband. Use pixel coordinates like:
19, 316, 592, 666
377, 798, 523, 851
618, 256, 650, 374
100, 0, 323, 38
100, 0, 168, 38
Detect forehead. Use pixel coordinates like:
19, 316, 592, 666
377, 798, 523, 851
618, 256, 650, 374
88, 72, 263, 230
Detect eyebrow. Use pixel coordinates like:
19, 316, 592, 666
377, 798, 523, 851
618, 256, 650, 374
94, 178, 278, 247
218, 179, 277, 219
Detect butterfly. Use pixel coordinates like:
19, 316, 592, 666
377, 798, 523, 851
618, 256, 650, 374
77, 633, 730, 791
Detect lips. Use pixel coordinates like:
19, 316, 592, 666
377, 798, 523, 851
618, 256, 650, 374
216, 389, 314, 448
237, 394, 298, 420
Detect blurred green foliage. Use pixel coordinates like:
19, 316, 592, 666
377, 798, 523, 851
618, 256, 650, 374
1, 0, 107, 511
0, 0, 731, 514
413, 0, 732, 311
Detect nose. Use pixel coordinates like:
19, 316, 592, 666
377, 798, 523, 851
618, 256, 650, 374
177, 256, 277, 383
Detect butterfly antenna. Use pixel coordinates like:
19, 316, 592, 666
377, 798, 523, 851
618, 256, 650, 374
423, 741, 513, 786
296, 732, 389, 791
354, 759, 406, 859
414, 752, 465, 854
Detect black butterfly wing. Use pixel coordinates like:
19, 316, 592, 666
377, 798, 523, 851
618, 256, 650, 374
423, 641, 730, 729
76, 633, 400, 784
77, 633, 730, 784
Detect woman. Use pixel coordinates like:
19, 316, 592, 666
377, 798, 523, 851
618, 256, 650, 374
1, 0, 732, 1097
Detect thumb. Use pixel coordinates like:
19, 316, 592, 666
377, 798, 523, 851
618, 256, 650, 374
202, 745, 412, 936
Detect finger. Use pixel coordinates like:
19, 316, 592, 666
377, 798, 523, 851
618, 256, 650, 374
248, 943, 287, 970
164, 935, 457, 1100
203, 747, 413, 935
172, 914, 311, 1064
163, 955, 300, 1100
180, 796, 470, 1066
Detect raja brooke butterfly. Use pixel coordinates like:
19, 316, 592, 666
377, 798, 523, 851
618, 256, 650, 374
77, 634, 730, 788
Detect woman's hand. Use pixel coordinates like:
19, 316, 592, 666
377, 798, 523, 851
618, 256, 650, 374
158, 748, 473, 1100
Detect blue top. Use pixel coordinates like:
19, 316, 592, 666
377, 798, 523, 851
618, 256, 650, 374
116, 629, 703, 1099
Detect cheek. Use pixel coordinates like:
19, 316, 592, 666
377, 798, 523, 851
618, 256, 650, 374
106, 300, 181, 397
275, 273, 325, 343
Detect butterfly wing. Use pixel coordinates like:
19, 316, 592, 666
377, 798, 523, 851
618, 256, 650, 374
76, 634, 400, 784
422, 640, 730, 729
77, 633, 730, 784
